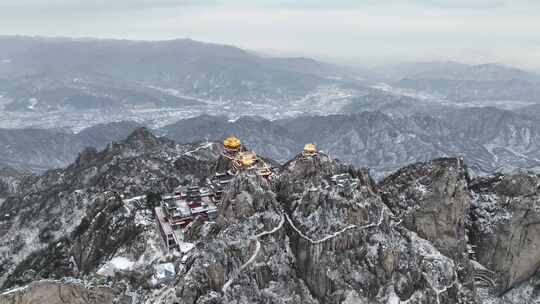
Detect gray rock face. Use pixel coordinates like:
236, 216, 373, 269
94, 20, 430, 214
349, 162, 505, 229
0, 280, 117, 304
172, 171, 310, 304
469, 172, 540, 292
0, 168, 31, 198
277, 154, 474, 304
0, 128, 221, 290
2, 130, 540, 303
163, 153, 476, 304
379, 158, 470, 262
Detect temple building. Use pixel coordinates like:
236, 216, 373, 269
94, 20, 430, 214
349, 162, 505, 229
221, 135, 274, 179
153, 136, 279, 251
331, 173, 360, 190
302, 143, 318, 158
207, 171, 235, 202
155, 185, 218, 251
223, 135, 242, 154
233, 151, 257, 170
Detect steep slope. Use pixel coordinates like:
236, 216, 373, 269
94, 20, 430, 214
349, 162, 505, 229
0, 128, 222, 290
469, 172, 540, 292
379, 158, 470, 262
2, 130, 540, 303
0, 167, 32, 198
156, 153, 476, 303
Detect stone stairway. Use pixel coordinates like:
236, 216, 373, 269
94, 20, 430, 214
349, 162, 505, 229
471, 260, 497, 288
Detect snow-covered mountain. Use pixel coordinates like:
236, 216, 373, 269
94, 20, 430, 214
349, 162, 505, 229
2, 107, 540, 178
163, 109, 540, 177
0, 121, 143, 171
1, 129, 540, 303
0, 36, 359, 112
391, 62, 540, 102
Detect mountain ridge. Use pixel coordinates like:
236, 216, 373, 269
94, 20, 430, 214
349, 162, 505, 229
1, 128, 539, 303
2, 107, 540, 178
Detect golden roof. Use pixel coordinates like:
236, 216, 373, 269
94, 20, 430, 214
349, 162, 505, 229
304, 143, 317, 153
223, 135, 241, 149
238, 152, 256, 167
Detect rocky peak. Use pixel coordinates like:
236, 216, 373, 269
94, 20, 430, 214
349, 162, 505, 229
125, 127, 157, 142
124, 127, 161, 149
218, 171, 278, 225
5, 137, 540, 303
494, 172, 539, 197
469, 172, 540, 292
0, 134, 226, 293
379, 157, 470, 262
281, 152, 345, 182
279, 151, 380, 237
0, 167, 32, 198
73, 146, 99, 168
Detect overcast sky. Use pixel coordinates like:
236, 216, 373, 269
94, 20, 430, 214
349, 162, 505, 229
1, 0, 539, 69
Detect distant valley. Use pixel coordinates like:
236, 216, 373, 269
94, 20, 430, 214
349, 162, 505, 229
1, 36, 540, 178
1, 37, 540, 131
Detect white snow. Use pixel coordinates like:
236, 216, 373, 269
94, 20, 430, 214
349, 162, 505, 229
97, 257, 134, 277
178, 242, 195, 253
285, 208, 385, 244
182, 142, 213, 157
151, 263, 176, 286
110, 257, 134, 270
415, 182, 428, 194
0, 284, 28, 296
222, 214, 285, 294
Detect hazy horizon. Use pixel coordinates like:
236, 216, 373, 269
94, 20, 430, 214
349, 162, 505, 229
1, 0, 539, 70
1, 34, 539, 74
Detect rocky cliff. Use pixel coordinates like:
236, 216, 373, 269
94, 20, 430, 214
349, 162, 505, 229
469, 172, 540, 293
1, 130, 540, 303
0, 280, 120, 304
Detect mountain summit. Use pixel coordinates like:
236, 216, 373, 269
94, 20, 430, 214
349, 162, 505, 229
1, 131, 539, 303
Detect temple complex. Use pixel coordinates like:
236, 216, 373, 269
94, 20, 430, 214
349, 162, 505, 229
221, 135, 274, 178
154, 135, 276, 251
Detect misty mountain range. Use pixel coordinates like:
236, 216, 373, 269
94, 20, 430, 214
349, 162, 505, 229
1, 36, 540, 178
2, 106, 539, 179
0, 36, 356, 111
1, 36, 540, 130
